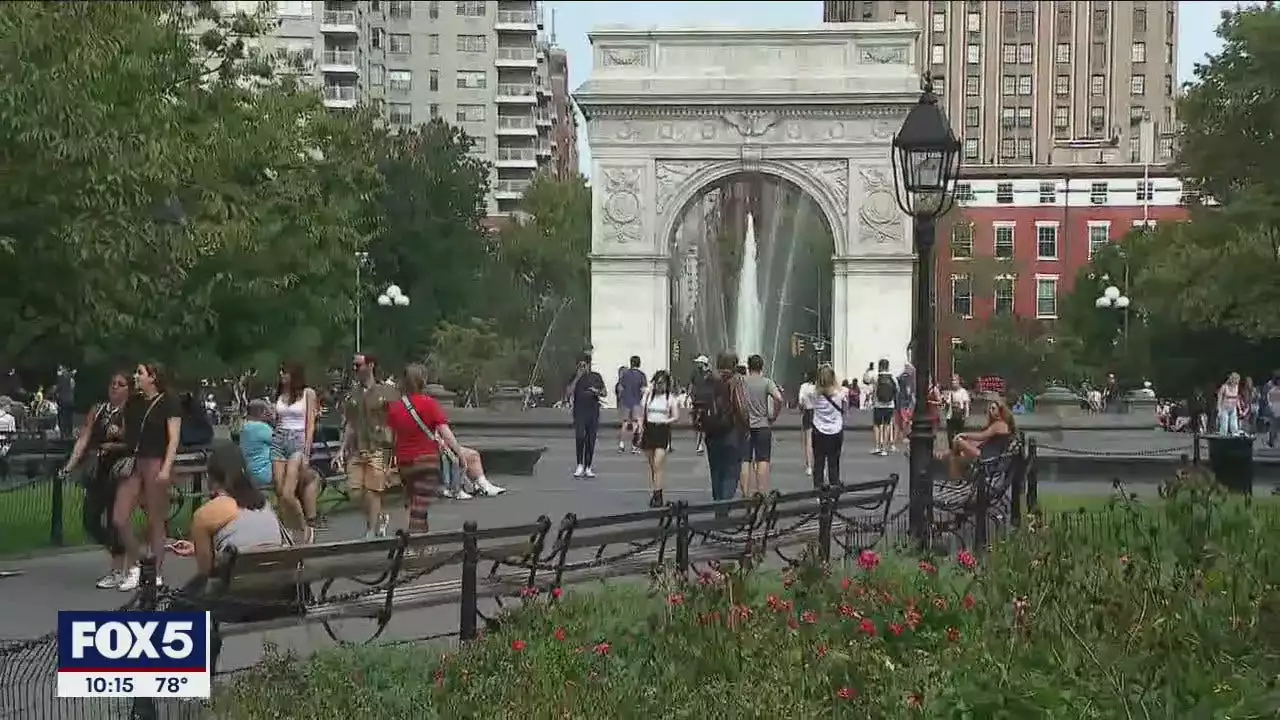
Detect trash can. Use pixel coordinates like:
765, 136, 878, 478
1207, 434, 1254, 494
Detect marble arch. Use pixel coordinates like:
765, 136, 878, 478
574, 25, 924, 400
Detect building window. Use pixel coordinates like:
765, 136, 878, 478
993, 276, 1015, 315
1088, 222, 1111, 258
1017, 75, 1032, 95
387, 69, 411, 94
456, 104, 486, 123
1001, 75, 1016, 96
1000, 137, 1016, 159
471, 136, 487, 153
1133, 219, 1156, 230
369, 63, 385, 86
1055, 75, 1069, 96
967, 44, 981, 64
951, 275, 973, 318
1039, 181, 1057, 204
388, 103, 412, 126
1002, 43, 1017, 64
1136, 180, 1154, 202
1055, 43, 1070, 63
456, 70, 486, 89
955, 183, 975, 203
893, 10, 908, 22
1018, 43, 1033, 64
1128, 134, 1142, 162
963, 138, 979, 160
1158, 136, 1174, 159
1001, 107, 1016, 129
1089, 106, 1106, 130
1090, 74, 1105, 95
275, 1, 312, 18
1036, 223, 1059, 260
457, 34, 488, 53
965, 75, 980, 96
1165, 43, 1174, 65
1131, 74, 1146, 96
1092, 8, 1108, 34
994, 224, 1015, 259
456, 0, 485, 16
429, 103, 440, 118
429, 68, 438, 91
428, 0, 439, 18
1002, 11, 1017, 35
967, 12, 981, 32
1035, 276, 1059, 319
1164, 75, 1174, 96
1131, 42, 1146, 63
932, 44, 946, 65
996, 182, 1014, 204
371, 27, 384, 49
1017, 137, 1032, 160
934, 78, 946, 96
1017, 107, 1032, 128
932, 11, 946, 32
951, 223, 974, 259
1130, 104, 1147, 124
388, 0, 412, 20
428, 34, 440, 54
389, 33, 411, 54
1017, 9, 1034, 33
965, 106, 980, 128
1134, 7, 1148, 32
1053, 106, 1069, 130
1090, 182, 1109, 205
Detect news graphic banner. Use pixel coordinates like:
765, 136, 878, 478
57, 611, 211, 699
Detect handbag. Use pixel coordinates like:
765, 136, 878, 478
111, 394, 163, 480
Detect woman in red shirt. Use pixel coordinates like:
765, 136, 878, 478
385, 364, 467, 534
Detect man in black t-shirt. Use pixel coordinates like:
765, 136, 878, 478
565, 353, 606, 478
688, 355, 712, 454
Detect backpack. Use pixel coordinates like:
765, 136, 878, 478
875, 373, 896, 404
694, 374, 738, 435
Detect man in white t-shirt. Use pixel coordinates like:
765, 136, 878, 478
943, 374, 971, 445
798, 372, 817, 476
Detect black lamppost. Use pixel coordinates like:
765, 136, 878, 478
890, 74, 962, 547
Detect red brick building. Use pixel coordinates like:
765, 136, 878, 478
935, 164, 1192, 370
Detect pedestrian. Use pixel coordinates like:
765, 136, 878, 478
870, 359, 898, 456
740, 354, 782, 496
797, 369, 817, 477
615, 356, 647, 454
638, 370, 678, 507
335, 354, 401, 540
386, 364, 468, 535
692, 352, 748, 508
567, 353, 605, 478
809, 365, 847, 488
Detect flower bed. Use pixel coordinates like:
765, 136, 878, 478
215, 483, 1280, 719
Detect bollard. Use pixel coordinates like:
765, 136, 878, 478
459, 521, 479, 641
1026, 439, 1039, 513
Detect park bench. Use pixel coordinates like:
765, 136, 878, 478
932, 432, 1029, 546
152, 476, 898, 669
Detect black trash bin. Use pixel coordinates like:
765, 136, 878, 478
1207, 434, 1254, 494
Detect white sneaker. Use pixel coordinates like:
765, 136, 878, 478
804, 466, 812, 477
870, 447, 882, 455
617, 442, 626, 453
95, 571, 123, 589
573, 464, 585, 478
117, 566, 140, 592
584, 467, 596, 478
453, 488, 474, 500
474, 477, 506, 496
440, 487, 457, 499
375, 513, 390, 538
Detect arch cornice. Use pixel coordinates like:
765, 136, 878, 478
655, 158, 849, 258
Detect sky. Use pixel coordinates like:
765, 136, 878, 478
542, 1, 1240, 178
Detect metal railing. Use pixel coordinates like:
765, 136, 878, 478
494, 179, 531, 196
496, 46, 536, 62
321, 49, 357, 66
321, 9, 357, 26
323, 84, 358, 101
496, 114, 534, 130
495, 83, 536, 98
495, 9, 536, 25
496, 147, 536, 163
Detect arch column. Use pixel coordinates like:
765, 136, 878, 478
588, 254, 668, 409
832, 255, 914, 381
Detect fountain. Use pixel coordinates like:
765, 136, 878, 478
733, 213, 764, 360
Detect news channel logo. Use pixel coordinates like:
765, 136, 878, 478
56, 611, 211, 699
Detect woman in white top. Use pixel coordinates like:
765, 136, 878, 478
638, 370, 679, 508
271, 361, 318, 542
1216, 371, 1243, 436
797, 370, 817, 478
809, 365, 847, 489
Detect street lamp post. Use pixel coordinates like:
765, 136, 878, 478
1094, 272, 1132, 345
890, 73, 962, 548
355, 251, 369, 352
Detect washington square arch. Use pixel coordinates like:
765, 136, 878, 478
574, 24, 927, 399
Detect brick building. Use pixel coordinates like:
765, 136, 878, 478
935, 163, 1191, 371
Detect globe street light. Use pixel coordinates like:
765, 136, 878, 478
378, 284, 411, 307
1096, 278, 1132, 346
890, 72, 962, 548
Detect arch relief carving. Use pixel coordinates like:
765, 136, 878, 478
856, 165, 903, 247
587, 106, 907, 147
598, 166, 644, 247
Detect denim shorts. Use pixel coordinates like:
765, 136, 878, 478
270, 427, 306, 461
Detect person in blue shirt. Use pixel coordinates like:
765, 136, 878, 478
239, 399, 274, 487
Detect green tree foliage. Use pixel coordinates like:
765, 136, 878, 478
952, 316, 1064, 395
0, 1, 384, 377
428, 319, 523, 403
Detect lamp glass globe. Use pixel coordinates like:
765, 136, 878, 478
395, 294, 410, 307
385, 284, 403, 299
1095, 296, 1111, 308
1103, 285, 1121, 301
1115, 295, 1130, 309
377, 294, 391, 306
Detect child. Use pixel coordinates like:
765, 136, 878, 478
238, 399, 274, 487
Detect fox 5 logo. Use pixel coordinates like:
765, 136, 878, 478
58, 611, 210, 670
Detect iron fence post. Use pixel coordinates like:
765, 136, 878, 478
1010, 433, 1026, 529
132, 555, 160, 720
673, 501, 690, 574
49, 443, 64, 546
460, 521, 479, 641
817, 485, 835, 563
974, 469, 989, 550
1026, 439, 1039, 514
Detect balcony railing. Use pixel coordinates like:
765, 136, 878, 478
496, 83, 536, 98
495, 179, 532, 196
496, 47, 536, 62
495, 9, 536, 24
322, 10, 357, 26
322, 49, 357, 65
497, 115, 534, 130
496, 147, 536, 162
323, 85, 358, 101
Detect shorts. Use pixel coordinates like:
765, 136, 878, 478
897, 409, 913, 427
270, 428, 306, 462
399, 457, 440, 524
801, 409, 813, 430
620, 404, 643, 423
741, 427, 773, 463
639, 422, 671, 451
346, 450, 395, 493
872, 407, 894, 427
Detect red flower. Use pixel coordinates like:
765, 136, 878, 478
946, 626, 960, 643
667, 592, 685, 606
839, 602, 856, 618
859, 617, 877, 636
787, 617, 800, 630
905, 609, 923, 630
906, 692, 924, 708
962, 594, 976, 610
933, 596, 948, 611
800, 610, 818, 624
518, 585, 539, 599
731, 605, 753, 623
433, 669, 444, 687
857, 549, 881, 571
511, 639, 527, 652
956, 549, 977, 570
918, 560, 938, 575
553, 627, 567, 642
840, 576, 852, 591
815, 644, 829, 659
888, 622, 905, 637
836, 687, 858, 700
593, 642, 611, 656
551, 587, 564, 600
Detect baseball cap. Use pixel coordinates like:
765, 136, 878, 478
694, 355, 709, 364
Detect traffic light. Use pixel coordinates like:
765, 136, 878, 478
797, 335, 806, 355
671, 339, 681, 362
789, 335, 798, 357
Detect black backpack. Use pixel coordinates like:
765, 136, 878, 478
693, 375, 737, 435
875, 373, 897, 404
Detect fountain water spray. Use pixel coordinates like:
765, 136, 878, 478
733, 213, 764, 360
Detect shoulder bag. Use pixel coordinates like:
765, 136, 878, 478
111, 394, 163, 481
400, 395, 458, 466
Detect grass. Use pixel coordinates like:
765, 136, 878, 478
1035, 490, 1280, 515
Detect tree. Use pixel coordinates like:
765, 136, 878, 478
363, 120, 492, 368
0, 1, 385, 377
952, 316, 1065, 396
428, 319, 523, 403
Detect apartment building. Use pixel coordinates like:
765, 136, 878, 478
823, 1, 1180, 168
230, 0, 573, 214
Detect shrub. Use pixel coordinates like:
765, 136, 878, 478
215, 496, 1280, 719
